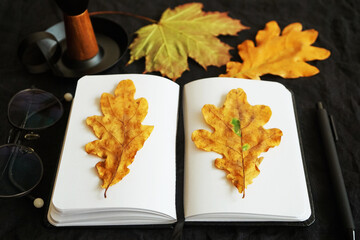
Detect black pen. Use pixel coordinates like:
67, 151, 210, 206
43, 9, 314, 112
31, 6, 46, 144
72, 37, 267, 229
317, 102, 356, 240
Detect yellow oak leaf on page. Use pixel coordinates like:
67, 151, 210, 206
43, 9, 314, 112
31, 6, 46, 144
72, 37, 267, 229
192, 88, 282, 196
86, 80, 154, 198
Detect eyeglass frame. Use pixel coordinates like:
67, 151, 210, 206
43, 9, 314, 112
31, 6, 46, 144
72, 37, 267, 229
0, 88, 64, 200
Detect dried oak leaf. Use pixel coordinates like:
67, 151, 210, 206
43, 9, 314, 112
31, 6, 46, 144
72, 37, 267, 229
192, 88, 283, 196
128, 2, 249, 81
220, 21, 331, 80
85, 80, 154, 198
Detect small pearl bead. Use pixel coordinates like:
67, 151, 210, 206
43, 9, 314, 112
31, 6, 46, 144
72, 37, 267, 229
64, 92, 73, 102
33, 198, 44, 208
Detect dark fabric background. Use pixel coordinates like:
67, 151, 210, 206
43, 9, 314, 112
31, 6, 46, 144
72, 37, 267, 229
0, 0, 359, 239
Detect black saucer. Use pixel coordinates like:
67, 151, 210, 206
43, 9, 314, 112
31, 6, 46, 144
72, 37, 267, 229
19, 17, 128, 78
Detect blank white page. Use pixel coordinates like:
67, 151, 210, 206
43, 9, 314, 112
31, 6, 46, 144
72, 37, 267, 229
49, 74, 179, 225
183, 77, 311, 222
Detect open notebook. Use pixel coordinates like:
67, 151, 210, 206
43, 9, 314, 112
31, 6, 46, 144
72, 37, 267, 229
47, 74, 313, 226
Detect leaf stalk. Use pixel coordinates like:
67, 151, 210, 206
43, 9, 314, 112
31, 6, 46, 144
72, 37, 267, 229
89, 11, 157, 23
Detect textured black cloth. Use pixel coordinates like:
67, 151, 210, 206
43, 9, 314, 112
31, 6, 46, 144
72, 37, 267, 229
0, 0, 359, 239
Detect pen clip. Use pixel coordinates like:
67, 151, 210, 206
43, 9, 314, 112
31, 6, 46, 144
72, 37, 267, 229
329, 115, 339, 141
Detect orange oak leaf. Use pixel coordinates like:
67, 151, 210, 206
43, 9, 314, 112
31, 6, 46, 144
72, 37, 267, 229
220, 20, 331, 80
128, 2, 249, 81
85, 80, 154, 198
192, 88, 283, 196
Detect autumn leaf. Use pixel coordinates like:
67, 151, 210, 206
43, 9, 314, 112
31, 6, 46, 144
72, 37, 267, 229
128, 2, 249, 80
220, 20, 331, 80
85, 80, 154, 198
192, 88, 283, 196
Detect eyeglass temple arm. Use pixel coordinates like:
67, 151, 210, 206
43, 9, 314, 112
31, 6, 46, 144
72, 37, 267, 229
6, 128, 22, 145
19, 99, 61, 129
18, 91, 72, 129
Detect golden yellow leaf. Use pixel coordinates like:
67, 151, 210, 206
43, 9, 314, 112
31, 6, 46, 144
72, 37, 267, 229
128, 2, 249, 80
85, 80, 154, 197
192, 88, 282, 196
220, 21, 331, 80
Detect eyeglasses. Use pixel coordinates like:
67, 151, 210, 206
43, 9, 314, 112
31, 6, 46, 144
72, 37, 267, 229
0, 88, 66, 207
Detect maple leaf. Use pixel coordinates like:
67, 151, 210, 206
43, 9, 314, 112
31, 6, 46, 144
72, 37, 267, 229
192, 88, 283, 196
220, 21, 331, 80
85, 80, 154, 198
127, 2, 249, 80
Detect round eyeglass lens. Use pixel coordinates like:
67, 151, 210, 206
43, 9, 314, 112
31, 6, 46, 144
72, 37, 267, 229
0, 144, 43, 198
8, 89, 63, 130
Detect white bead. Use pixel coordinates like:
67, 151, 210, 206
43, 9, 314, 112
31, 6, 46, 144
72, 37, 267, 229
64, 92, 73, 102
33, 198, 44, 208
